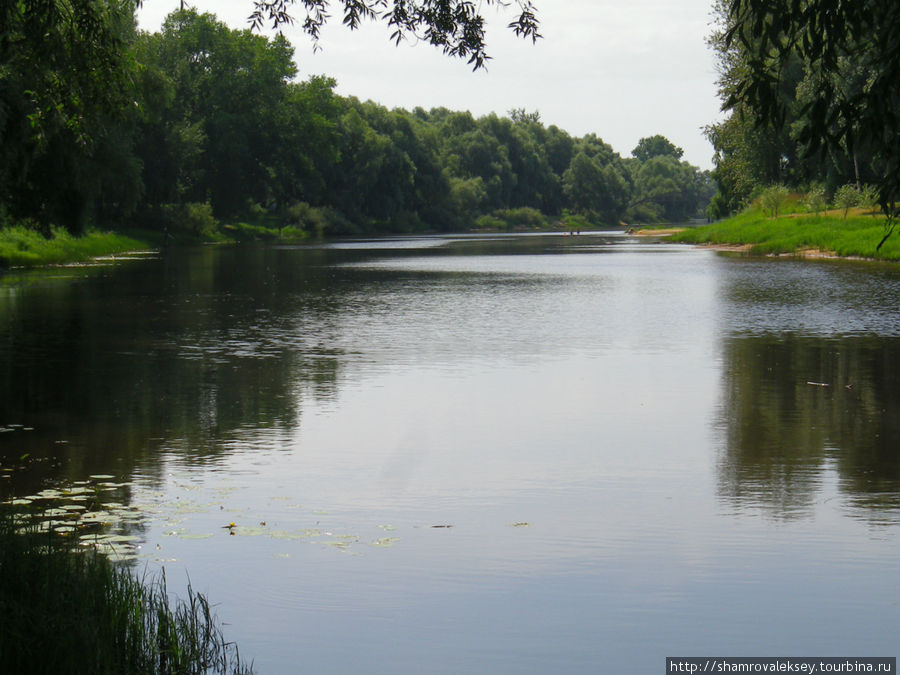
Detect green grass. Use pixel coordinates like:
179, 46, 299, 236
0, 510, 253, 674
0, 226, 150, 268
671, 208, 900, 260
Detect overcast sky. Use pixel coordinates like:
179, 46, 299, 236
137, 1, 724, 170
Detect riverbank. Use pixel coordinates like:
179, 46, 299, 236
0, 226, 152, 269
0, 509, 252, 673
669, 207, 900, 260
0, 221, 316, 270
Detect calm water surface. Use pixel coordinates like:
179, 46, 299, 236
1, 233, 899, 673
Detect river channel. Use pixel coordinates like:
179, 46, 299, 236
1, 232, 898, 672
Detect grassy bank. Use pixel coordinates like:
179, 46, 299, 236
671, 207, 900, 260
0, 226, 151, 269
0, 511, 252, 674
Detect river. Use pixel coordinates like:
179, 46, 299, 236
1, 232, 898, 672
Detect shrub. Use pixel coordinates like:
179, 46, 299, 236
473, 215, 506, 230
161, 202, 219, 236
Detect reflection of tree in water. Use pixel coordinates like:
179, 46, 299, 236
0, 246, 350, 499
717, 335, 900, 519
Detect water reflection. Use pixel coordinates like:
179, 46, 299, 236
0, 235, 899, 671
717, 335, 900, 520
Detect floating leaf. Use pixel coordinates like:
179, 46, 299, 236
370, 537, 400, 547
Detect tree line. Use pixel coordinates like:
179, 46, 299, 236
1, 5, 712, 238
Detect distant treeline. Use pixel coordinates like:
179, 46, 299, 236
1, 7, 713, 237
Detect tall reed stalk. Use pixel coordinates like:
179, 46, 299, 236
0, 511, 252, 674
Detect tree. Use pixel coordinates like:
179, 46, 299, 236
724, 0, 900, 243
833, 184, 860, 219
135, 9, 299, 218
632, 135, 683, 162
562, 151, 631, 224
805, 184, 826, 217
248, 0, 540, 69
626, 155, 709, 223
758, 184, 789, 218
1, 0, 142, 232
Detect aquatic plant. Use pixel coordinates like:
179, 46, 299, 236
0, 509, 253, 674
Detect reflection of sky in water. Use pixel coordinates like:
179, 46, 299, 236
2, 235, 899, 673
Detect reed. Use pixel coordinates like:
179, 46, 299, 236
0, 511, 253, 674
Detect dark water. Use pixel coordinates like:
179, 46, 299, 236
1, 233, 898, 673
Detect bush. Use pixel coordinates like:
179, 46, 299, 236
473, 215, 506, 230
161, 202, 219, 236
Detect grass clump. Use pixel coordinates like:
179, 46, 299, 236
671, 207, 900, 260
0, 226, 148, 269
0, 511, 252, 674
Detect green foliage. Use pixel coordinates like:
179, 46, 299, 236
0, 511, 252, 673
475, 207, 547, 231
0, 0, 143, 233
859, 184, 880, 214
161, 202, 219, 236
632, 135, 684, 162
833, 184, 861, 218
721, 0, 900, 222
627, 155, 711, 222
559, 210, 592, 232
473, 215, 507, 231
805, 184, 827, 216
1, 4, 710, 246
758, 184, 790, 218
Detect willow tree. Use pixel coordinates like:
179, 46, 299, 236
248, 0, 541, 69
724, 0, 900, 245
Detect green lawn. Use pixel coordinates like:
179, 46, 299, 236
671, 208, 900, 260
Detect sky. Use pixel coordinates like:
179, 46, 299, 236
137, 1, 725, 170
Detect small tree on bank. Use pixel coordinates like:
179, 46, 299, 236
760, 184, 790, 218
833, 184, 860, 218
805, 184, 827, 216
